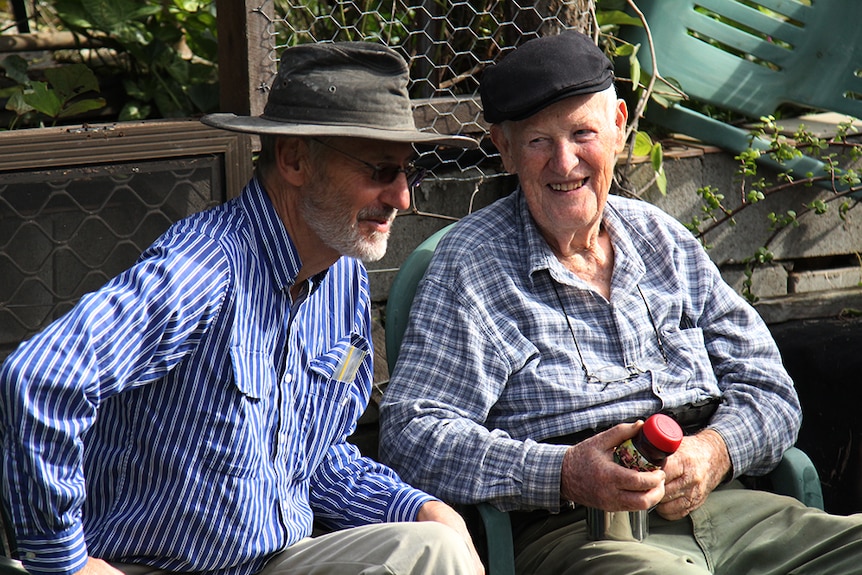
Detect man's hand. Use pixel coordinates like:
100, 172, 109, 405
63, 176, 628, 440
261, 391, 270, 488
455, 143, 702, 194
560, 422, 666, 511
75, 558, 124, 575
656, 428, 731, 520
416, 500, 485, 575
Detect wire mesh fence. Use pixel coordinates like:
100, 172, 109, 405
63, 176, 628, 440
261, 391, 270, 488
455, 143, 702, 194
0, 121, 252, 361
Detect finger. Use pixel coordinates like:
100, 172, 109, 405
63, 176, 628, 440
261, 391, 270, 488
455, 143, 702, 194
655, 496, 693, 521
594, 420, 644, 448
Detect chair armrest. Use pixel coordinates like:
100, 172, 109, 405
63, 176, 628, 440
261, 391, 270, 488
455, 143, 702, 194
476, 502, 515, 575
646, 104, 853, 195
768, 446, 825, 510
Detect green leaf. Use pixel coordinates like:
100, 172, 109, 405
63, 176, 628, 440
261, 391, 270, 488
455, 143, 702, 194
119, 101, 151, 121
172, 0, 209, 10
80, 0, 157, 31
6, 90, 35, 115
1, 55, 32, 86
0, 85, 24, 99
633, 131, 653, 156
655, 166, 667, 195
22, 82, 63, 117
597, 10, 643, 27
44, 64, 100, 103
163, 55, 192, 85
614, 43, 634, 57
58, 97, 106, 118
53, 0, 95, 28
629, 51, 641, 89
122, 77, 150, 101
650, 142, 663, 173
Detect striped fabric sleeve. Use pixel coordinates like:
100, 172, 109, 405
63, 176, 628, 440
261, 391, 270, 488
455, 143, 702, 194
0, 230, 231, 575
308, 441, 435, 529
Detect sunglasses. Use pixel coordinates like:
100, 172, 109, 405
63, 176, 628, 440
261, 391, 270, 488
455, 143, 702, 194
310, 137, 427, 189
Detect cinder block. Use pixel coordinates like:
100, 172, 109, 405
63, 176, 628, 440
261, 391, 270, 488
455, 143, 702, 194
789, 266, 862, 293
720, 264, 789, 299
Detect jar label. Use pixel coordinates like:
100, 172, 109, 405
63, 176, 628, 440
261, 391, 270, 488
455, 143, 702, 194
614, 438, 660, 472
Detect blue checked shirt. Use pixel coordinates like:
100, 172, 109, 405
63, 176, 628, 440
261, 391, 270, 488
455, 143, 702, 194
379, 189, 801, 512
1, 177, 432, 575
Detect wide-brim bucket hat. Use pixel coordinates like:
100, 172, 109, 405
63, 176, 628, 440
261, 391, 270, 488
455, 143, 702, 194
203, 41, 478, 149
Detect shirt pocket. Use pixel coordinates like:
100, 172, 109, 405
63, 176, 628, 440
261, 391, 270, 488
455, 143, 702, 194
658, 326, 720, 396
194, 346, 275, 477
230, 346, 275, 399
299, 333, 371, 471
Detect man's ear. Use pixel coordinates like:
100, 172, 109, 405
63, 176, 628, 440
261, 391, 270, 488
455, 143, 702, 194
614, 98, 629, 153
275, 137, 309, 187
489, 124, 516, 174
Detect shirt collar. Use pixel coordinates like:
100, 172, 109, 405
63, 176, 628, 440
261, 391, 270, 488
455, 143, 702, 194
521, 189, 646, 292
238, 176, 305, 293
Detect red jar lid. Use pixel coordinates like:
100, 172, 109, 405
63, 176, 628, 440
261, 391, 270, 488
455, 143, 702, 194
642, 414, 683, 454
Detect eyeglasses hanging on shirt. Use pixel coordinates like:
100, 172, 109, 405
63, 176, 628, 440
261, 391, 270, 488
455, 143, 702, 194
551, 281, 669, 386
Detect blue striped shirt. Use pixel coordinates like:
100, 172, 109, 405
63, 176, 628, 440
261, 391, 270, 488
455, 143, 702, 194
1, 177, 432, 575
379, 189, 801, 512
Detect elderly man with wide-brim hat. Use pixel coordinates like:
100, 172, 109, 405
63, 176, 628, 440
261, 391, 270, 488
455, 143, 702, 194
0, 41, 482, 575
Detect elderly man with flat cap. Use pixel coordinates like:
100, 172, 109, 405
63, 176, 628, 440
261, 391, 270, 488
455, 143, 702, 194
0, 41, 483, 575
380, 30, 862, 574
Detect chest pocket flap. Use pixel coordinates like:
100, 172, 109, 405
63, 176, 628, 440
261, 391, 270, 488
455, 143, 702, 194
229, 346, 275, 399
308, 333, 370, 385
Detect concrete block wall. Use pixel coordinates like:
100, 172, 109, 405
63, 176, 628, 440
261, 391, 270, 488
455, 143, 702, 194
631, 144, 862, 300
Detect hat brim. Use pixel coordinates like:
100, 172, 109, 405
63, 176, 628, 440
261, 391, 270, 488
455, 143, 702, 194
201, 113, 478, 149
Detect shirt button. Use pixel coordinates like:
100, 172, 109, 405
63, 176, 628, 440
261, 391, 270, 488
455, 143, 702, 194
284, 374, 293, 383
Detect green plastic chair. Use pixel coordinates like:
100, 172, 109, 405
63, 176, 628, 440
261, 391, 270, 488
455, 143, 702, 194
385, 223, 825, 574
620, 0, 862, 191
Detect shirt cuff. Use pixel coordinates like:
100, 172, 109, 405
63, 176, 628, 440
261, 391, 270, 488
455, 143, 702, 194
17, 522, 89, 575
521, 441, 569, 510
385, 487, 437, 523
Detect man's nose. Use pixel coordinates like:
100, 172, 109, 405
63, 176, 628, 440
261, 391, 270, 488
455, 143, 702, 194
550, 140, 581, 173
382, 176, 412, 212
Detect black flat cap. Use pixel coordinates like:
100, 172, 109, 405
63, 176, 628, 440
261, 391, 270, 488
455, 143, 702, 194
480, 30, 615, 124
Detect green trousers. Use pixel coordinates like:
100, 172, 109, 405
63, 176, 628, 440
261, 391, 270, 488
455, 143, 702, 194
514, 481, 862, 574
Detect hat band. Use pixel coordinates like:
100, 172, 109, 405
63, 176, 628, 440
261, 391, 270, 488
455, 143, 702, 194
262, 103, 417, 131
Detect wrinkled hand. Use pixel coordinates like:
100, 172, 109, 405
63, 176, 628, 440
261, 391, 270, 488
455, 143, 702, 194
560, 422, 666, 512
656, 429, 731, 520
417, 500, 485, 575
75, 558, 124, 575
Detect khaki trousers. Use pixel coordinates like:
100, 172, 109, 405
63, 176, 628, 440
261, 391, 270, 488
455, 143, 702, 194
514, 481, 862, 575
113, 522, 474, 575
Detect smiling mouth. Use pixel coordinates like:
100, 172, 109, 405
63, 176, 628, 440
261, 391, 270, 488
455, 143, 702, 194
549, 178, 589, 192
359, 209, 397, 233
